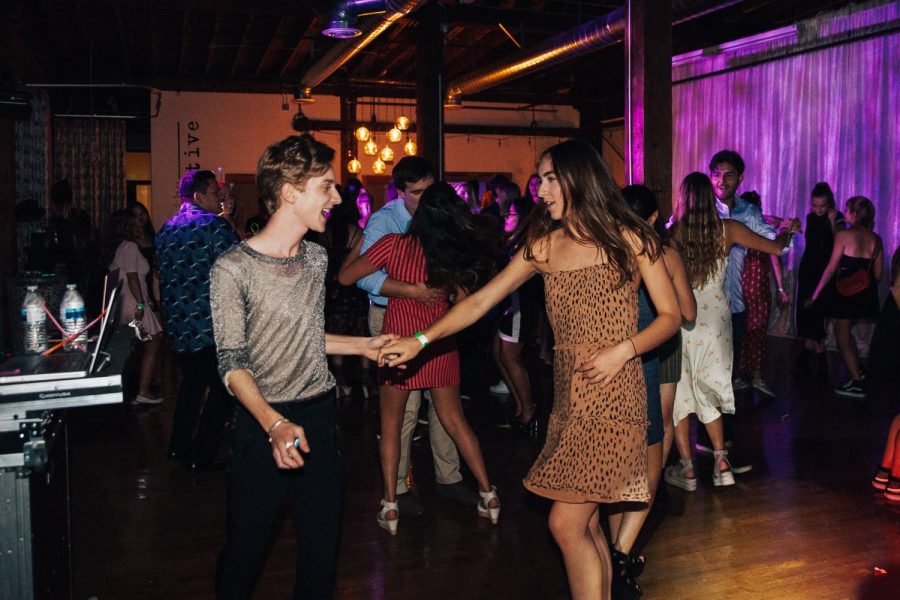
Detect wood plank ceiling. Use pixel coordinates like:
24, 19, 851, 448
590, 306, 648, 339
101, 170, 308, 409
2, 0, 852, 120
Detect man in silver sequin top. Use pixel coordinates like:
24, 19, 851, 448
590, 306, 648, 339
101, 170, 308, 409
211, 134, 396, 599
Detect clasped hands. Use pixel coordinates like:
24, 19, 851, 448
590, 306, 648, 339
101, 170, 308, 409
779, 217, 802, 235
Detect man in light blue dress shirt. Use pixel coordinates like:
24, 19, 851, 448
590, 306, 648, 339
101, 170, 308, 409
357, 156, 477, 515
705, 150, 799, 473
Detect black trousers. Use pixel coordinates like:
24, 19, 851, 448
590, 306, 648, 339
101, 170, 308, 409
170, 346, 232, 463
216, 390, 343, 600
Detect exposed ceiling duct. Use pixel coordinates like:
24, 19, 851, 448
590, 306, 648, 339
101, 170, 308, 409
444, 0, 743, 107
298, 0, 428, 100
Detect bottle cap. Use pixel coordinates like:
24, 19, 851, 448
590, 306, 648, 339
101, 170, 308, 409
66, 284, 77, 289
27, 285, 37, 291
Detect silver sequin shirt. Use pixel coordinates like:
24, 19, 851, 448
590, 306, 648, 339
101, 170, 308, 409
210, 241, 335, 403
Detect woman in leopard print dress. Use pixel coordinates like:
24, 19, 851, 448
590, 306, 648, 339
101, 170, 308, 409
379, 140, 681, 600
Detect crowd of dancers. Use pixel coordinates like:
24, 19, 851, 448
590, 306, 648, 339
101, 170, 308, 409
94, 132, 898, 600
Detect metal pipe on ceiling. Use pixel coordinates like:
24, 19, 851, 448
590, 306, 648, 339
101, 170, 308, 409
444, 0, 742, 106
298, 0, 428, 98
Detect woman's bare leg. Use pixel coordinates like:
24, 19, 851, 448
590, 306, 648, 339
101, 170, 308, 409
138, 334, 160, 398
428, 385, 494, 499
660, 382, 676, 465
550, 501, 610, 600
881, 415, 900, 471
492, 335, 519, 416
833, 319, 862, 380
608, 441, 663, 554
378, 386, 411, 514
703, 416, 729, 471
498, 338, 535, 422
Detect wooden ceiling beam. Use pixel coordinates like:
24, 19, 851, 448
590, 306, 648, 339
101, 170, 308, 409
229, 13, 255, 78
279, 17, 318, 79
114, 4, 132, 77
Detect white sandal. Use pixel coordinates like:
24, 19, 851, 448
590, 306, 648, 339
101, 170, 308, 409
377, 499, 399, 535
477, 486, 500, 525
713, 450, 735, 487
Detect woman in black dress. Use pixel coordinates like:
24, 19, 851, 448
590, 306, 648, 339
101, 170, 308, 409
806, 196, 883, 398
796, 182, 843, 354
321, 188, 372, 397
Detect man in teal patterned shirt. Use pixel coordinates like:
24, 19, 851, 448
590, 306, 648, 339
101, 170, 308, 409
156, 169, 239, 469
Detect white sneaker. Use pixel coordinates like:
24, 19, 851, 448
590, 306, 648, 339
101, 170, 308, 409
664, 460, 697, 491
489, 380, 510, 395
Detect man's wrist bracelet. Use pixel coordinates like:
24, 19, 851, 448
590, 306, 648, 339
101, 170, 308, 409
266, 417, 289, 441
414, 331, 430, 348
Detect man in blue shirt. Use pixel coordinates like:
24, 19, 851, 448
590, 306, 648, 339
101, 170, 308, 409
156, 169, 239, 469
358, 156, 477, 515
704, 150, 799, 472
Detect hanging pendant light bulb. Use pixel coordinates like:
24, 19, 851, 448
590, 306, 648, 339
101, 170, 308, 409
347, 157, 361, 174
372, 157, 386, 174
387, 127, 402, 143
380, 145, 394, 163
395, 115, 410, 131
404, 137, 417, 156
364, 135, 378, 156
354, 126, 370, 141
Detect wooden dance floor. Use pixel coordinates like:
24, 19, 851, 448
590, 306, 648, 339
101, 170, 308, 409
68, 337, 899, 599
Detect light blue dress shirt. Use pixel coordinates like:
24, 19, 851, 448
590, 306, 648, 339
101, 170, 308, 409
357, 199, 413, 305
717, 195, 787, 314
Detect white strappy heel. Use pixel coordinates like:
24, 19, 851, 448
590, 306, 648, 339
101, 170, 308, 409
377, 499, 399, 535
477, 486, 500, 525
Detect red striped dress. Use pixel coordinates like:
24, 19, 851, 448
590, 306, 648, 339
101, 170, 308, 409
366, 233, 460, 389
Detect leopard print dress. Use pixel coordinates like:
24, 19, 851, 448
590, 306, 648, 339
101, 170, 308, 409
523, 263, 650, 504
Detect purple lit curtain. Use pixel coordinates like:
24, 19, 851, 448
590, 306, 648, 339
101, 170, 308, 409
672, 7, 899, 334
51, 118, 127, 231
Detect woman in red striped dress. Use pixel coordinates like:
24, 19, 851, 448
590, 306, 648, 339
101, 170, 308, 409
340, 182, 504, 535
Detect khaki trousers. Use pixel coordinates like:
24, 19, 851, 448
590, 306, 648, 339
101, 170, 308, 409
369, 304, 461, 493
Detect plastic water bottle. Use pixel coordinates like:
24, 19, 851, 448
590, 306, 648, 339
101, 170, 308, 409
21, 285, 48, 354
60, 284, 87, 351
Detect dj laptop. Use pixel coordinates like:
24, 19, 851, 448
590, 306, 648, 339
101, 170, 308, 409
0, 274, 120, 385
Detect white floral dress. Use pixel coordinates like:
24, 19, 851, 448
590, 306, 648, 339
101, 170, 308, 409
674, 258, 735, 425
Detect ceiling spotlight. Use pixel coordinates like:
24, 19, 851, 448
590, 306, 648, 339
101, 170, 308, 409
348, 157, 361, 174
387, 127, 402, 143
395, 115, 410, 131
380, 145, 394, 163
372, 157, 386, 174
404, 138, 417, 156
321, 0, 386, 39
444, 93, 463, 110
322, 6, 361, 38
292, 87, 315, 103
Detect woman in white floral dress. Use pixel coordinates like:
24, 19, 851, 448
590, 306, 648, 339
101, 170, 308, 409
665, 173, 797, 490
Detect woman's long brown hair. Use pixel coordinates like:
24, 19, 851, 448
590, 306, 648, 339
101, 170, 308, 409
670, 172, 726, 289
523, 139, 661, 287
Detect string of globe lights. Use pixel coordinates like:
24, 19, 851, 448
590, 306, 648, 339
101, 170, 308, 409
347, 98, 416, 175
